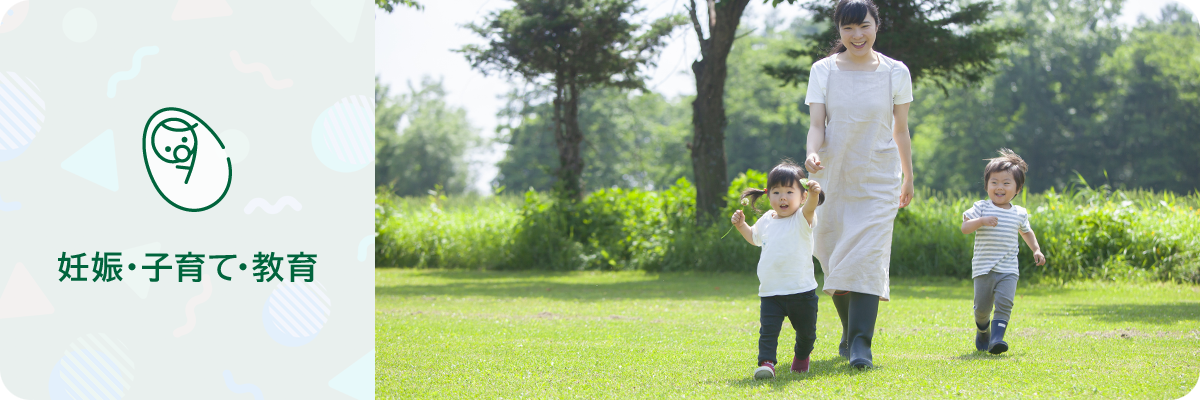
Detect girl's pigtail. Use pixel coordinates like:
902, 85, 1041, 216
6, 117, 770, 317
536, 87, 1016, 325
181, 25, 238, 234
740, 188, 766, 214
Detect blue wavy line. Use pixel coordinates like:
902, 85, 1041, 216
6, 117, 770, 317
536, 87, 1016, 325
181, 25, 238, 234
223, 370, 264, 400
107, 46, 159, 98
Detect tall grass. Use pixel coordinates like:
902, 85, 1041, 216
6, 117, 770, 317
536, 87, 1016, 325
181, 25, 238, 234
376, 174, 1200, 283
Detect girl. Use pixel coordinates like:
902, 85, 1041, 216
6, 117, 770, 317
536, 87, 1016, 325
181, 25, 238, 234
803, 0, 914, 369
729, 161, 824, 379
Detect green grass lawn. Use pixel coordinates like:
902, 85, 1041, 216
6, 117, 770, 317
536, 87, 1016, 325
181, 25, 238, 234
376, 269, 1200, 399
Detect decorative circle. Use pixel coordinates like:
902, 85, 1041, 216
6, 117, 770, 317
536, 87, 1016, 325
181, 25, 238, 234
262, 281, 331, 347
0, 71, 45, 162
220, 129, 249, 164
311, 95, 373, 173
62, 8, 97, 43
0, 2, 29, 34
47, 334, 135, 400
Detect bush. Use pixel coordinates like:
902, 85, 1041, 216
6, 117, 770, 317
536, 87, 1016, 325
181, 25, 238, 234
375, 173, 1200, 283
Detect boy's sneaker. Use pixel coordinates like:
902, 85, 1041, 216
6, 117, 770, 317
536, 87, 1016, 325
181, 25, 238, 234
754, 361, 775, 379
791, 356, 809, 373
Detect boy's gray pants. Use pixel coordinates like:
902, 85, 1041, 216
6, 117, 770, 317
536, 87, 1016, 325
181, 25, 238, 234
973, 271, 1018, 324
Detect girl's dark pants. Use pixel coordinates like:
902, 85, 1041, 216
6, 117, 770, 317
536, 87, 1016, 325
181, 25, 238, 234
758, 289, 819, 364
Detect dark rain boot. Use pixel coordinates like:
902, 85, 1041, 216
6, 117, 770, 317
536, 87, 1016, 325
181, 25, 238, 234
975, 321, 990, 352
832, 291, 851, 359
847, 292, 879, 369
988, 320, 1009, 354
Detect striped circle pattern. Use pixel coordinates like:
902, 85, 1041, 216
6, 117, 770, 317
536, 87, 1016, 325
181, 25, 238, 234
0, 71, 45, 162
48, 333, 135, 400
262, 281, 331, 347
320, 95, 373, 165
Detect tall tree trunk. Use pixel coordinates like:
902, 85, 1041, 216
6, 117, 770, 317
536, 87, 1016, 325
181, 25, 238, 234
688, 0, 750, 223
553, 79, 585, 200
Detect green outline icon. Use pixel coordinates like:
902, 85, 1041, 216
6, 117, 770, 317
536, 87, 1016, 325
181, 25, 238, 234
142, 107, 232, 212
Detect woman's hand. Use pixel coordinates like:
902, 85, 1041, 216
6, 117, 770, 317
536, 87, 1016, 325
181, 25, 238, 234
899, 178, 914, 208
805, 153, 823, 174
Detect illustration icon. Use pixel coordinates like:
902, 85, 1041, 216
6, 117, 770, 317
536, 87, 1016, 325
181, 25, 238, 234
142, 107, 232, 212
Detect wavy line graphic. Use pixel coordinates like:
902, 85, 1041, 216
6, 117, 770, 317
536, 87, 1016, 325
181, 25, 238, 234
107, 46, 159, 98
172, 280, 212, 337
0, 194, 18, 211
222, 370, 264, 400
230, 50, 293, 89
244, 196, 302, 214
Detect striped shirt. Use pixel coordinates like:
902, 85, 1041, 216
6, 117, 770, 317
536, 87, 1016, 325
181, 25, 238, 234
963, 200, 1031, 277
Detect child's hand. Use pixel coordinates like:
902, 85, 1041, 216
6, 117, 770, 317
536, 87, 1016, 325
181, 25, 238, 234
731, 209, 745, 226
981, 216, 998, 227
1033, 250, 1046, 266
806, 180, 821, 195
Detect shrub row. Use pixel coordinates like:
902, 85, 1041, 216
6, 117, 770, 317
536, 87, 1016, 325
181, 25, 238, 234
376, 174, 1200, 283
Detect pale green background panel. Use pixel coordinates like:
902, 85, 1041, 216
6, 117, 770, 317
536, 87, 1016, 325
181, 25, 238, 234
0, 0, 373, 399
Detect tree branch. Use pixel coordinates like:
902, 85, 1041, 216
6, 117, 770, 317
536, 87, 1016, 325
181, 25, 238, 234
707, 0, 717, 29
687, 0, 705, 42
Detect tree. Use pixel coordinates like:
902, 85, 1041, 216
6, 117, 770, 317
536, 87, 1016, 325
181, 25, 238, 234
375, 76, 480, 196
494, 87, 693, 193
459, 0, 685, 200
764, 0, 1024, 92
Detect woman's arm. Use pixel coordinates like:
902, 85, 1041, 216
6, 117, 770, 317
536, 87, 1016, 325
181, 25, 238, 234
806, 103, 827, 174
893, 102, 914, 208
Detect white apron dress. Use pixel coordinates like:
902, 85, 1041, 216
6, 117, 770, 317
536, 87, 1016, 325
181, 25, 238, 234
811, 55, 902, 301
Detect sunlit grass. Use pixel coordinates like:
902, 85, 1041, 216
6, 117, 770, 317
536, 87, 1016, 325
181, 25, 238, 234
376, 269, 1200, 399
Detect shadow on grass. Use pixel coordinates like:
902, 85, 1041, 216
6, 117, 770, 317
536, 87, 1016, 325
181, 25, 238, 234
953, 351, 1008, 361
725, 357, 879, 389
377, 269, 1071, 301
1056, 302, 1200, 325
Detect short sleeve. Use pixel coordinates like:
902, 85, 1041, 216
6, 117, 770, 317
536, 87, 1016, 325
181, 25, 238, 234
962, 203, 982, 221
1019, 213, 1032, 233
804, 58, 831, 105
892, 61, 913, 105
751, 211, 773, 246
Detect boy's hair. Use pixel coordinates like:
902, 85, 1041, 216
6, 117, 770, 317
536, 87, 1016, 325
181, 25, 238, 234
983, 148, 1029, 192
739, 159, 825, 214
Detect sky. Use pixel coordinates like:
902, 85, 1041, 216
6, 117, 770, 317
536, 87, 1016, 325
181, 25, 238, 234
375, 0, 1200, 194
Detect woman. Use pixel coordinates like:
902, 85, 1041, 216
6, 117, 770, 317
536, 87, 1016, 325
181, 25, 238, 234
803, 0, 914, 369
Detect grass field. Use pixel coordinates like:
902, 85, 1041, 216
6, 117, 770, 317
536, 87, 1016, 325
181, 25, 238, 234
376, 269, 1200, 399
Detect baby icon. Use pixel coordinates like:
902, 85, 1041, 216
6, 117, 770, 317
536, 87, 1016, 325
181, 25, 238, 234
142, 107, 232, 212
150, 117, 200, 184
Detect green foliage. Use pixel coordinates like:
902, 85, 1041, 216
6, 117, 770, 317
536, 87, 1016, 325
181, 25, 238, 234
765, 0, 1025, 89
375, 0, 421, 12
494, 87, 693, 193
909, 0, 1200, 194
375, 76, 480, 196
377, 174, 1200, 283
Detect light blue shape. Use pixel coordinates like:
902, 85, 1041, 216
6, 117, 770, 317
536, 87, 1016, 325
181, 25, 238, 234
261, 294, 319, 347
222, 370, 265, 400
328, 351, 374, 400
0, 195, 19, 211
49, 350, 124, 400
311, 0, 365, 43
357, 235, 372, 262
107, 46, 159, 98
311, 107, 369, 173
62, 129, 119, 191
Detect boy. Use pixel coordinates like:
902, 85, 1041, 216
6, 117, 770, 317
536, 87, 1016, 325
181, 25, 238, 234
960, 149, 1046, 354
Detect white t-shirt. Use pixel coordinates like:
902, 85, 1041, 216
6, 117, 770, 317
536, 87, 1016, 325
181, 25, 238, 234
751, 210, 818, 297
962, 200, 1032, 277
804, 52, 914, 106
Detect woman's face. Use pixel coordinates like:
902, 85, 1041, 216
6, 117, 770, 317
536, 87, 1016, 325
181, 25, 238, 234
839, 13, 878, 58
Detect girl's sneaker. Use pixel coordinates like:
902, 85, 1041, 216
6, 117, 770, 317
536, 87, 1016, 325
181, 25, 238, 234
791, 356, 809, 373
754, 361, 775, 379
